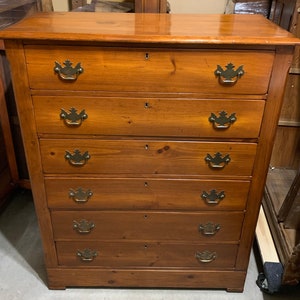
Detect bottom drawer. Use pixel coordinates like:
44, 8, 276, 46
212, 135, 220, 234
56, 241, 238, 269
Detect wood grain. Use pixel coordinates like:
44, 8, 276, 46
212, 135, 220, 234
45, 177, 250, 210
33, 96, 265, 138
51, 210, 244, 241
24, 46, 274, 94
0, 13, 299, 46
1, 12, 299, 290
39, 139, 257, 176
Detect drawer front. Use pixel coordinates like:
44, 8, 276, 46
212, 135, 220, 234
51, 211, 244, 242
34, 96, 265, 139
45, 178, 250, 210
25, 45, 274, 94
40, 139, 257, 176
56, 241, 238, 268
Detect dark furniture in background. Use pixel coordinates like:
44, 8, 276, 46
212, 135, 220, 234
235, 0, 300, 286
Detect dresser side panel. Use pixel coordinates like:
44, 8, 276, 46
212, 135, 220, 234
235, 46, 295, 270
4, 39, 58, 267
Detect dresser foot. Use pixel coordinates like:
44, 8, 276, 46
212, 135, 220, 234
48, 285, 66, 290
226, 287, 244, 293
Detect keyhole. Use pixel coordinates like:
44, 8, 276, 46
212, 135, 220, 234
145, 144, 149, 150
144, 102, 150, 109
145, 52, 150, 60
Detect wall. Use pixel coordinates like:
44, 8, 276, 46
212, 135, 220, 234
52, 0, 68, 11
52, 0, 227, 13
169, 0, 227, 13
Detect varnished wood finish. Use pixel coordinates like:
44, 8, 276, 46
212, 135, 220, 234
46, 268, 246, 291
51, 211, 244, 241
25, 46, 274, 94
39, 139, 257, 176
34, 96, 265, 138
1, 12, 299, 291
0, 13, 298, 45
4, 39, 58, 267
45, 178, 250, 210
236, 45, 295, 270
135, 0, 168, 13
56, 241, 238, 268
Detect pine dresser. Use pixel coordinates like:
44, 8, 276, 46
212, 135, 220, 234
0, 12, 299, 292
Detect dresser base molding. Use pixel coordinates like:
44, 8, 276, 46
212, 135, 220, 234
47, 268, 246, 292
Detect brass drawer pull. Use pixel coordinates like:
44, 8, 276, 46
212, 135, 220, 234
201, 189, 225, 205
209, 111, 237, 129
54, 60, 83, 81
214, 63, 244, 85
77, 248, 98, 262
195, 250, 217, 263
73, 219, 95, 233
65, 149, 90, 166
205, 152, 231, 169
69, 187, 93, 203
60, 108, 88, 127
199, 222, 221, 236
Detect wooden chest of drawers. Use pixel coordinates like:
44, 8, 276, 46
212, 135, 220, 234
1, 12, 299, 292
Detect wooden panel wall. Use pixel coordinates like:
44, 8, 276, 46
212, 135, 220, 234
270, 0, 300, 168
135, 0, 168, 13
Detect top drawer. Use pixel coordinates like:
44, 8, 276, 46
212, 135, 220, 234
24, 45, 274, 94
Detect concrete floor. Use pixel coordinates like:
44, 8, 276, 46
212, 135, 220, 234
0, 189, 299, 300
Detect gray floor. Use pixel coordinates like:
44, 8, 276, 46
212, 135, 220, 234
0, 189, 299, 300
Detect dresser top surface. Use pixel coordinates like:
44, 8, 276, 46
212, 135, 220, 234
0, 12, 299, 46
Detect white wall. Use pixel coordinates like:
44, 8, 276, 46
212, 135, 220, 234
52, 0, 68, 11
168, 0, 227, 14
52, 0, 228, 13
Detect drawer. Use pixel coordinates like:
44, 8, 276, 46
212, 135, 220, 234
51, 211, 244, 242
25, 45, 274, 94
45, 178, 250, 211
56, 241, 238, 268
40, 139, 257, 176
34, 96, 265, 139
